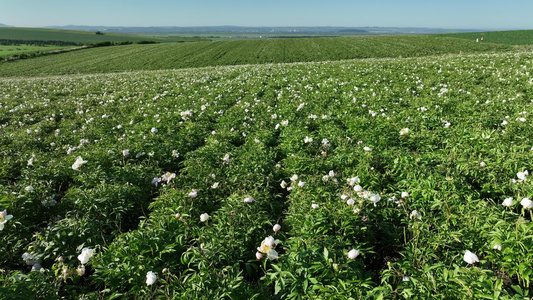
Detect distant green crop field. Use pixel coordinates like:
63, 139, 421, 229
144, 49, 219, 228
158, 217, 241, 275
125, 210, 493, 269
0, 44, 73, 56
0, 27, 208, 44
0, 35, 511, 77
440, 30, 533, 45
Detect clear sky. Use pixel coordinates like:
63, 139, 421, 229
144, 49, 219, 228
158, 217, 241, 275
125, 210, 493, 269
0, 0, 531, 30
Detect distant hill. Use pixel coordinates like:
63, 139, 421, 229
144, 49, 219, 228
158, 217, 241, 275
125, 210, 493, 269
0, 23, 10, 27
46, 25, 485, 36
0, 27, 208, 44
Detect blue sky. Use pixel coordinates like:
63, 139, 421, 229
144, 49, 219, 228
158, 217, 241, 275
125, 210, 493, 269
0, 0, 531, 30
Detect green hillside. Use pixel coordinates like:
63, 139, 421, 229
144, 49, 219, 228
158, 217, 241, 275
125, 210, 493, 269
0, 35, 511, 77
0, 27, 208, 44
440, 29, 533, 45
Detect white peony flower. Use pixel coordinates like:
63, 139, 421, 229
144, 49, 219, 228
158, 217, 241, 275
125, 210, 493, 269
369, 194, 381, 206
0, 210, 13, 230
280, 180, 288, 189
502, 197, 513, 207
399, 128, 409, 135
77, 248, 94, 265
401, 192, 409, 199
266, 248, 279, 260
298, 181, 305, 187
256, 251, 263, 260
244, 196, 254, 203
146, 271, 157, 286
72, 156, 87, 170
521, 198, 533, 209
493, 244, 502, 251
347, 176, 360, 186
311, 203, 319, 209
347, 249, 360, 259
200, 213, 209, 222
463, 250, 479, 264
363, 146, 372, 152
25, 186, 34, 192
290, 174, 299, 182
517, 170, 528, 181
304, 136, 313, 143
188, 189, 198, 198
347, 199, 355, 206
273, 224, 281, 232
409, 210, 422, 220
353, 185, 363, 192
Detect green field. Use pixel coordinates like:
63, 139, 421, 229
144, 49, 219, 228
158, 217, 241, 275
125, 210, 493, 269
0, 44, 73, 56
0, 27, 209, 44
440, 29, 533, 45
0, 35, 511, 77
1, 29, 533, 299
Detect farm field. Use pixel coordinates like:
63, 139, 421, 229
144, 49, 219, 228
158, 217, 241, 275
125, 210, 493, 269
0, 35, 512, 77
0, 27, 208, 44
0, 44, 74, 56
440, 30, 533, 45
1, 49, 532, 299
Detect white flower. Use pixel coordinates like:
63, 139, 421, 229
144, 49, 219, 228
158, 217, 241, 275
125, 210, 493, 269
311, 203, 319, 209
353, 185, 363, 192
479, 161, 486, 167
409, 210, 422, 220
25, 186, 34, 192
211, 182, 219, 189
77, 248, 94, 265
493, 244, 502, 251
502, 197, 513, 207
122, 149, 129, 157
521, 198, 533, 209
304, 136, 313, 143
273, 224, 281, 232
463, 250, 479, 264
22, 252, 36, 265
322, 175, 329, 181
150, 127, 158, 134
172, 150, 179, 158
347, 176, 360, 186
146, 271, 157, 286
256, 251, 263, 260
402, 276, 410, 282
369, 194, 381, 206
72, 156, 87, 170
298, 181, 305, 187
401, 192, 409, 199
0, 210, 13, 231
444, 122, 451, 128
328, 170, 335, 177
363, 146, 372, 152
347, 249, 360, 259
290, 174, 299, 182
244, 196, 254, 203
399, 128, 409, 135
200, 213, 209, 222
266, 248, 279, 260
222, 154, 230, 163
347, 198, 355, 206
280, 180, 288, 189
151, 177, 161, 187
189, 189, 198, 198
517, 170, 528, 181
502, 120, 508, 125
161, 172, 176, 183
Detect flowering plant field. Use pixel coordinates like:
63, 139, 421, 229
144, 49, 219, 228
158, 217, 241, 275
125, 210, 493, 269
1, 51, 532, 299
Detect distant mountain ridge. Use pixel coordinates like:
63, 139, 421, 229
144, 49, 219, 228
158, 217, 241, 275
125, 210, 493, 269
44, 25, 486, 35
